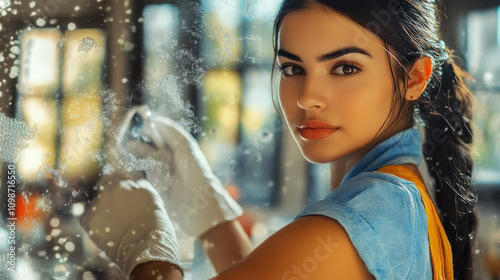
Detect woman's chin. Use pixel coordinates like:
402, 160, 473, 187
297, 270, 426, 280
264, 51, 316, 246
300, 150, 340, 164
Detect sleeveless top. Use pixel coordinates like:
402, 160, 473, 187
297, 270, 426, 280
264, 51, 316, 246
378, 165, 454, 280
294, 126, 453, 279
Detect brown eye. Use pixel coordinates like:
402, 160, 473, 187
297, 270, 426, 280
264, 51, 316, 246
331, 63, 362, 76
343, 65, 354, 74
281, 65, 304, 76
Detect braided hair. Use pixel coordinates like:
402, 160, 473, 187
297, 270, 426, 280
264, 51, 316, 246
417, 46, 477, 279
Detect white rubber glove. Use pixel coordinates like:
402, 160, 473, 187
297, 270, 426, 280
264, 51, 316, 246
80, 169, 183, 278
118, 107, 243, 238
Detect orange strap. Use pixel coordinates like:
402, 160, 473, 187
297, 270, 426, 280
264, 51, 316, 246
377, 165, 454, 280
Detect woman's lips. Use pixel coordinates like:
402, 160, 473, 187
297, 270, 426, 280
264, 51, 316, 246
297, 120, 339, 140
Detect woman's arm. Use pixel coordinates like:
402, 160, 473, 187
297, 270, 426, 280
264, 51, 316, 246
208, 215, 375, 280
130, 219, 252, 279
198, 219, 254, 273
131, 216, 374, 280
131, 262, 184, 280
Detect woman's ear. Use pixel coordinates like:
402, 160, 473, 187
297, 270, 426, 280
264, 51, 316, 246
405, 56, 433, 101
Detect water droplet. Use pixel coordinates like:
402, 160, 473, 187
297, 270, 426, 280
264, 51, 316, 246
124, 42, 134, 51
78, 37, 102, 58
50, 217, 60, 227
68, 22, 76, 30
9, 46, 19, 55
38, 250, 47, 257
82, 271, 95, 280
65, 242, 75, 252
51, 229, 61, 237
72, 203, 85, 216
52, 264, 69, 279
9, 65, 19, 79
36, 18, 46, 27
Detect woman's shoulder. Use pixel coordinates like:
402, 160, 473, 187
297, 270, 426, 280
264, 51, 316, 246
334, 170, 423, 202
312, 170, 425, 217
294, 170, 432, 279
297, 169, 428, 245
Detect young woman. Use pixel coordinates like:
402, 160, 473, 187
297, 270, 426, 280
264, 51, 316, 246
82, 0, 477, 279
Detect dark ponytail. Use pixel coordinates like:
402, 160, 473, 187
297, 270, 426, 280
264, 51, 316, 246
417, 47, 477, 280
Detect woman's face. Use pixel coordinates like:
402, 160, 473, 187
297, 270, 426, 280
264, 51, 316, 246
277, 6, 400, 164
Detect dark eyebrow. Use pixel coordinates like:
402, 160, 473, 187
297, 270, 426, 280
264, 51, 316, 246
277, 47, 373, 63
277, 49, 302, 62
317, 47, 373, 62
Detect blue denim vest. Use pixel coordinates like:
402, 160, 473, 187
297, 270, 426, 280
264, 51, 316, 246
294, 126, 432, 280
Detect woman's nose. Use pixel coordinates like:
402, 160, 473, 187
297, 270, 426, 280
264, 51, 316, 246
297, 75, 327, 110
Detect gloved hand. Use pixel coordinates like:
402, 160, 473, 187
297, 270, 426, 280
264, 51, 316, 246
80, 169, 183, 278
117, 106, 243, 238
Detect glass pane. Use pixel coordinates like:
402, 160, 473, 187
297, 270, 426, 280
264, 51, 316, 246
466, 7, 500, 280
59, 29, 105, 179
198, 69, 241, 169
466, 6, 500, 172
466, 6, 500, 89
16, 29, 60, 181
242, 0, 282, 64
60, 94, 103, 179
236, 68, 281, 206
201, 0, 242, 68
472, 91, 500, 170
143, 4, 181, 117
62, 29, 106, 96
17, 97, 58, 181
18, 28, 61, 96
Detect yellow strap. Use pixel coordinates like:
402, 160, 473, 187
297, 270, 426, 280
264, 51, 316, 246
377, 165, 454, 280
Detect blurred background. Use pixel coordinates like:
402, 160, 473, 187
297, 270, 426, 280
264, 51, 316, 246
0, 0, 498, 279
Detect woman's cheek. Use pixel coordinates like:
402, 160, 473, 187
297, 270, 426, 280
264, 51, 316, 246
279, 81, 299, 110
333, 83, 368, 116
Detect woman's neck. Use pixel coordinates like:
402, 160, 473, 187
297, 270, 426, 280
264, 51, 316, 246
328, 124, 414, 190
329, 149, 367, 190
